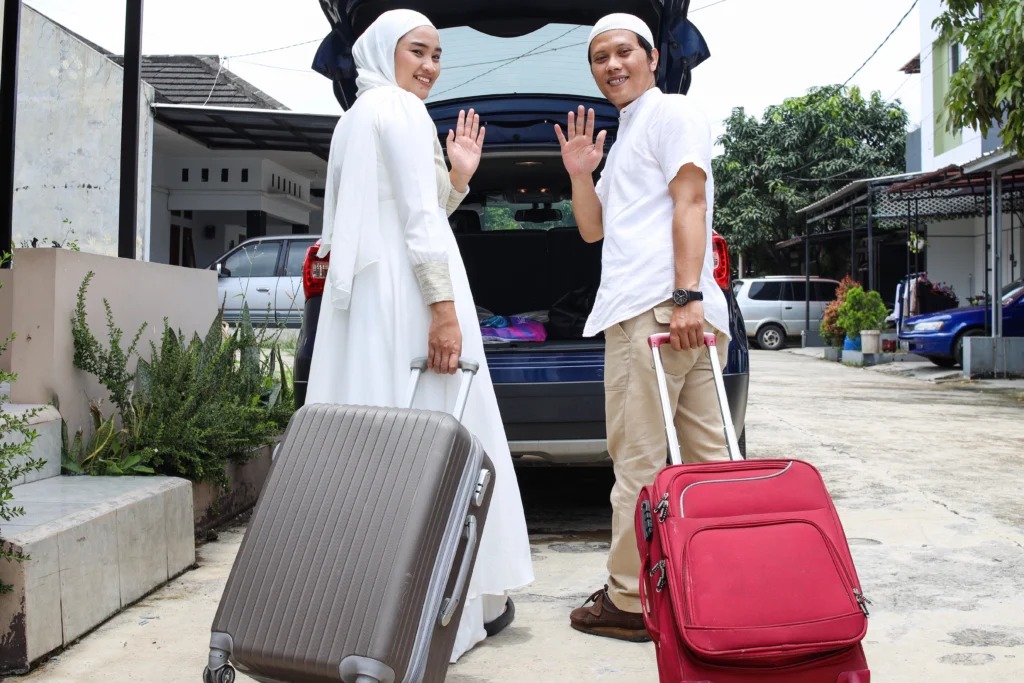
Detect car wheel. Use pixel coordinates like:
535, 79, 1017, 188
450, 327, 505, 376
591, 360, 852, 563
757, 325, 785, 351
954, 329, 983, 368
929, 357, 956, 368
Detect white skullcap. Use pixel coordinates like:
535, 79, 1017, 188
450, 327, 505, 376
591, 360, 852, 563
588, 13, 655, 48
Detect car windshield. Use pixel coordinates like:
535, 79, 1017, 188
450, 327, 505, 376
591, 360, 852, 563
428, 24, 602, 102
481, 200, 576, 231
1002, 280, 1024, 303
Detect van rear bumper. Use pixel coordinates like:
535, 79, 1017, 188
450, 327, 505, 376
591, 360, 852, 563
496, 371, 749, 465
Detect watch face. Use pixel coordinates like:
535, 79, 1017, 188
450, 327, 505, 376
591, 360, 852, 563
674, 290, 688, 305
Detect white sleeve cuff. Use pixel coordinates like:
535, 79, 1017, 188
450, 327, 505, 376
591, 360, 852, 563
413, 260, 455, 305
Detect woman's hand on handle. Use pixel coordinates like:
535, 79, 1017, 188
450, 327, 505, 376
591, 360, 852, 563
428, 301, 462, 375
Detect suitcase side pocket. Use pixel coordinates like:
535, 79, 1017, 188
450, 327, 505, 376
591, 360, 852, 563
673, 518, 868, 667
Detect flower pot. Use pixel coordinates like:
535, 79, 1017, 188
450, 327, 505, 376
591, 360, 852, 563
843, 335, 862, 352
861, 330, 880, 354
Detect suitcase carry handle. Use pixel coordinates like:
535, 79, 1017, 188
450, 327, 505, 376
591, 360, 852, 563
437, 515, 478, 627
407, 357, 479, 422
648, 333, 743, 465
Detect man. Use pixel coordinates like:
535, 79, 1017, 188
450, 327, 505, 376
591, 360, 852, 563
555, 13, 731, 642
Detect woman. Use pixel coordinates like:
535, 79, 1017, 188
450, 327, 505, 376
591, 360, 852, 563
304, 9, 534, 664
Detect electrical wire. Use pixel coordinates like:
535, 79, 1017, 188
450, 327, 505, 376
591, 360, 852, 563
690, 0, 733, 13
843, 0, 919, 87
431, 25, 586, 98
202, 57, 226, 106
444, 42, 588, 70
234, 60, 322, 73
228, 38, 322, 60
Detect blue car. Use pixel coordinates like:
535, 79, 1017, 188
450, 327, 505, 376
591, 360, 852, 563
292, 0, 750, 463
900, 279, 1024, 367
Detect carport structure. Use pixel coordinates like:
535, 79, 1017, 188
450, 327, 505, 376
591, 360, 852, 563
792, 157, 1024, 361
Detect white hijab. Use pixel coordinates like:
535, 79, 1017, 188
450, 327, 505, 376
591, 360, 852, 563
317, 9, 437, 310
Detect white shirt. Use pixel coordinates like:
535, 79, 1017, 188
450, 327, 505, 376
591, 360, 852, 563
585, 88, 730, 340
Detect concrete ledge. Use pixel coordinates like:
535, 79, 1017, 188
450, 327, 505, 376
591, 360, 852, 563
192, 443, 276, 537
0, 476, 195, 674
964, 336, 1024, 379
0, 403, 62, 484
843, 351, 929, 367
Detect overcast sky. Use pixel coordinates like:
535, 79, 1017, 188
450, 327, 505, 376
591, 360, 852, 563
25, 0, 924, 152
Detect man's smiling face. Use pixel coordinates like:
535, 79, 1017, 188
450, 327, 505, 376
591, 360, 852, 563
588, 30, 658, 110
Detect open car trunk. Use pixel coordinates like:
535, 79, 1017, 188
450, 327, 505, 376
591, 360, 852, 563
448, 159, 610, 453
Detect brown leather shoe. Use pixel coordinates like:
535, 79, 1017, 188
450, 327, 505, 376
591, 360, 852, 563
570, 586, 650, 642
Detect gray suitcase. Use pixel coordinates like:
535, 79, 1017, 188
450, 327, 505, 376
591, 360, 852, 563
204, 358, 494, 683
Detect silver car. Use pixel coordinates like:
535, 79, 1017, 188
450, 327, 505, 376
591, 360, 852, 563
210, 235, 317, 328
733, 276, 840, 350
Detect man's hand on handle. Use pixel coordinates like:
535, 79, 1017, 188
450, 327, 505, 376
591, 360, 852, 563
555, 106, 607, 179
428, 301, 462, 375
670, 301, 705, 352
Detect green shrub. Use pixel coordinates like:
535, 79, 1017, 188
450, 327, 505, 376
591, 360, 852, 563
68, 272, 294, 487
836, 286, 888, 340
819, 275, 861, 348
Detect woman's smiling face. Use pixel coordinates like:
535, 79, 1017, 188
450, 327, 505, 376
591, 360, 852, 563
394, 26, 442, 100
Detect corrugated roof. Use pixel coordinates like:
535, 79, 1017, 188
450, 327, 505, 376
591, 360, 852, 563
111, 55, 288, 111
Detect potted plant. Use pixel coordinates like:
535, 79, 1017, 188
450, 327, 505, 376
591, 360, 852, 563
819, 275, 860, 360
836, 286, 888, 353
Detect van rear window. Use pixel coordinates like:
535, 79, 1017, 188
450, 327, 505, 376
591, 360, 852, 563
748, 281, 783, 301
482, 201, 576, 231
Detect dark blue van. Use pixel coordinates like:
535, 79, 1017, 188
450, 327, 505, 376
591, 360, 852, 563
292, 0, 750, 463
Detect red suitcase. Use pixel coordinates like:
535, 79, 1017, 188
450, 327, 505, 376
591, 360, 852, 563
635, 333, 871, 683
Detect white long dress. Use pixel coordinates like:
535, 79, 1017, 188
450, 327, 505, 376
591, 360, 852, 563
305, 87, 534, 663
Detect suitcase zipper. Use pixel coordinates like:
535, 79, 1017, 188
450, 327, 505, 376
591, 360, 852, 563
649, 559, 668, 592
654, 493, 670, 522
677, 462, 794, 517
853, 588, 872, 616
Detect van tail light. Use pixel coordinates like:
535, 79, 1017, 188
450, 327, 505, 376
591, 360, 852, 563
302, 240, 329, 299
712, 232, 731, 289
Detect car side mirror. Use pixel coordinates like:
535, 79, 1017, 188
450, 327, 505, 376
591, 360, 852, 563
217, 263, 230, 278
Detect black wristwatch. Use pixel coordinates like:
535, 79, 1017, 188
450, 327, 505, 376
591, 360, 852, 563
672, 289, 704, 306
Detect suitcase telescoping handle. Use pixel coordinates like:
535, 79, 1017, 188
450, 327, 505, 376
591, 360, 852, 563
407, 357, 479, 422
648, 333, 743, 465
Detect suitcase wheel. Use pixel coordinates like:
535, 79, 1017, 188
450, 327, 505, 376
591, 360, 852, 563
203, 665, 235, 683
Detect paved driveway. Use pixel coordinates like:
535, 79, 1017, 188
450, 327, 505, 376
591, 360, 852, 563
10, 351, 1024, 682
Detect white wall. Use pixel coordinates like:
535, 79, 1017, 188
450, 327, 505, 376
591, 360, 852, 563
918, 0, 983, 172
926, 213, 1021, 304
1, 6, 155, 257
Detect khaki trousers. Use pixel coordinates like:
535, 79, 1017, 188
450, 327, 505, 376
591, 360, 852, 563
604, 302, 730, 613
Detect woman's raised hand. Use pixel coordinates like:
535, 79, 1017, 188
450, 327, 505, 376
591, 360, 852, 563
447, 109, 485, 191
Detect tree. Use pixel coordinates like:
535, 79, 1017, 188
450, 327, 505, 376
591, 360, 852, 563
934, 1, 1024, 157
712, 85, 909, 272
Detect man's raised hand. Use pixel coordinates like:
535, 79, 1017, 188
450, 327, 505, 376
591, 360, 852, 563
555, 106, 607, 179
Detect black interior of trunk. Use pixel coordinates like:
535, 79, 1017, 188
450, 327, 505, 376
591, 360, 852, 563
450, 209, 604, 342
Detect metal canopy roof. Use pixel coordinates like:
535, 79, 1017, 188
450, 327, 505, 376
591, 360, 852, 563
152, 104, 339, 161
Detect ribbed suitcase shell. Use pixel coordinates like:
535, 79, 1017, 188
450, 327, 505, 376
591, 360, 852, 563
209, 403, 494, 683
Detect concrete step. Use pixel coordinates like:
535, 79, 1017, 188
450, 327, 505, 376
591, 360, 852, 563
1, 382, 62, 484
0, 475, 195, 674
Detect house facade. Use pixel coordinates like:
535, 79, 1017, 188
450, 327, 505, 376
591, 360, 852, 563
3, 6, 331, 269
898, 0, 1020, 305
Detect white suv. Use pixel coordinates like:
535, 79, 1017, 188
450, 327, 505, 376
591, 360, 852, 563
733, 276, 840, 350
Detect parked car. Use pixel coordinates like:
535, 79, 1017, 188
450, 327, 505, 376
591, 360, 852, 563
733, 276, 840, 350
900, 279, 1024, 367
294, 0, 750, 463
209, 235, 316, 328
